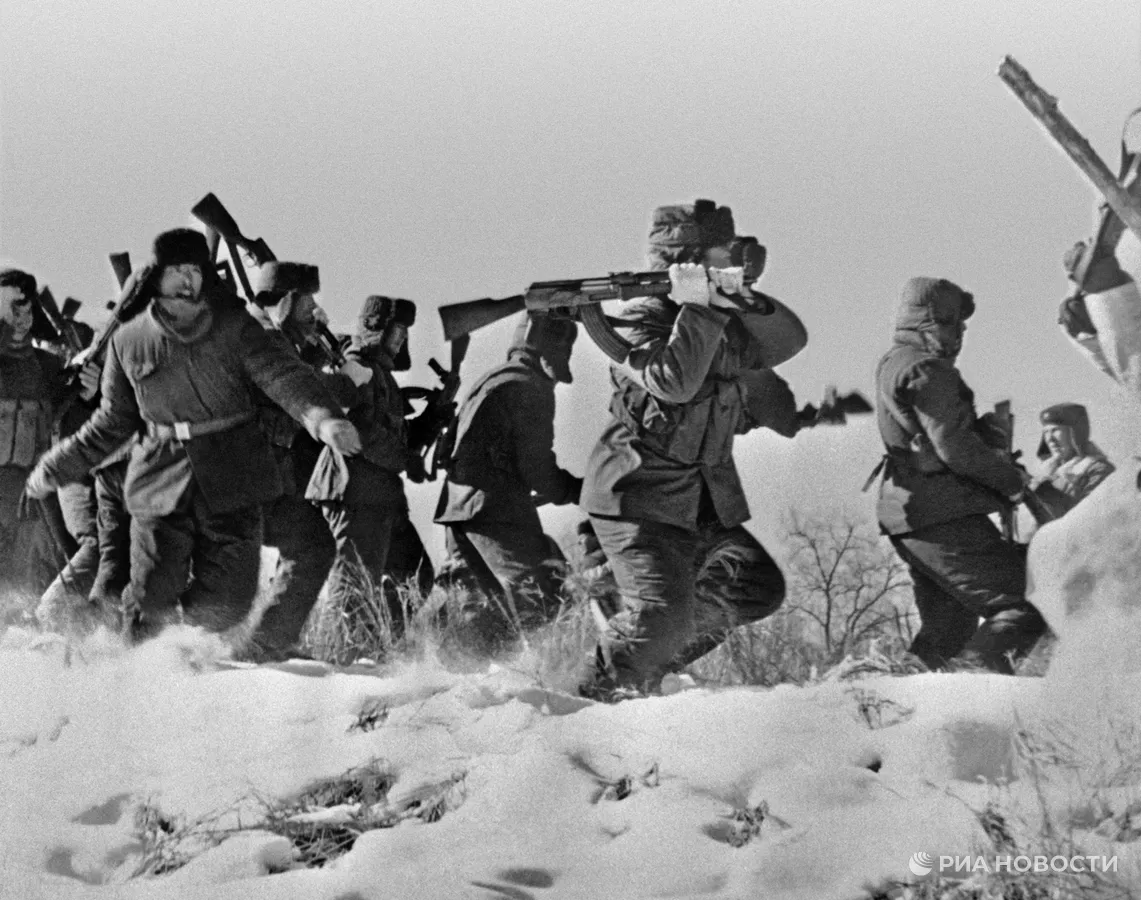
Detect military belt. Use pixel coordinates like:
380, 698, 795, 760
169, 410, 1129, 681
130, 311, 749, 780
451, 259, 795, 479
144, 410, 256, 441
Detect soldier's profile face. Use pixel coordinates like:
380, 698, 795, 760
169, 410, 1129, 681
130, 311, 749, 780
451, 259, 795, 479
157, 264, 204, 302
288, 292, 318, 329
1042, 424, 1077, 459
382, 322, 408, 356
0, 286, 34, 341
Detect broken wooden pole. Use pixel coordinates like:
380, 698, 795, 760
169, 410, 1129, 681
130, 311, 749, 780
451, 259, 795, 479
998, 55, 1141, 243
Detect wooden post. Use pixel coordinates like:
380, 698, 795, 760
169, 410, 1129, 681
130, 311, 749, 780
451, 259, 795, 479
998, 55, 1141, 243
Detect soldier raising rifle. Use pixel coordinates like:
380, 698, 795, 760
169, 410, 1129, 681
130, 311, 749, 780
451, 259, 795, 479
579, 199, 804, 696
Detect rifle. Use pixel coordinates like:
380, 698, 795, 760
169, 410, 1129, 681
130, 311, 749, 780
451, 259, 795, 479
439, 270, 780, 363
191, 192, 350, 372
190, 192, 273, 303
313, 321, 347, 368
423, 335, 470, 478
991, 400, 1018, 542
109, 252, 132, 291
37, 287, 86, 357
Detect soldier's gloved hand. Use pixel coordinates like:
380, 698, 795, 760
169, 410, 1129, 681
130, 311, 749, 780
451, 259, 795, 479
339, 358, 373, 387
1083, 254, 1132, 294
23, 464, 57, 501
312, 304, 330, 327
318, 418, 362, 456
77, 356, 103, 401
668, 263, 713, 307
706, 266, 751, 311
1058, 293, 1097, 337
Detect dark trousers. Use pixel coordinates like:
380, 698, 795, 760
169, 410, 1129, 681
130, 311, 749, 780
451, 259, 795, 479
440, 520, 566, 633
36, 480, 101, 629
251, 493, 336, 653
126, 489, 263, 639
890, 514, 1046, 673
590, 516, 786, 688
321, 502, 403, 634
0, 466, 55, 600
386, 516, 435, 596
92, 461, 131, 607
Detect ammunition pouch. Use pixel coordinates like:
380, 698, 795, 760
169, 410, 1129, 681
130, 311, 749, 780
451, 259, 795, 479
611, 374, 739, 466
0, 399, 51, 468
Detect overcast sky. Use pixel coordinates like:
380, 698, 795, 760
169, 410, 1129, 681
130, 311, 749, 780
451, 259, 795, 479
3, 0, 1140, 551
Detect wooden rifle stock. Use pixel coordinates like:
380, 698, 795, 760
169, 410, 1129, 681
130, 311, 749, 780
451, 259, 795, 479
109, 252, 132, 289
37, 287, 85, 355
191, 193, 276, 303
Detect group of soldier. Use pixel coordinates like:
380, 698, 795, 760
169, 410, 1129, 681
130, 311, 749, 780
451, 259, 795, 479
0, 195, 1122, 697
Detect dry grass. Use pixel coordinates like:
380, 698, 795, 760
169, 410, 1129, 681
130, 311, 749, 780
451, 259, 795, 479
131, 758, 469, 877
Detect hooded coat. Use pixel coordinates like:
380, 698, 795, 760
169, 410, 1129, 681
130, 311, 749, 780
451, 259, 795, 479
874, 278, 1024, 535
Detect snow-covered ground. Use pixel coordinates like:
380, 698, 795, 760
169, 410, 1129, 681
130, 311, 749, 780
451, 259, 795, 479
3, 467, 1141, 900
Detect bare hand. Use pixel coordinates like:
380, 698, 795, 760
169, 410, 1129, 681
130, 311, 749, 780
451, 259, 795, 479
318, 418, 362, 456
78, 357, 103, 400
23, 465, 57, 500
338, 359, 373, 387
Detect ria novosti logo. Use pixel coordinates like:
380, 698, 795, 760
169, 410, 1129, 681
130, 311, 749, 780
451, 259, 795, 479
908, 852, 1118, 880
908, 852, 935, 877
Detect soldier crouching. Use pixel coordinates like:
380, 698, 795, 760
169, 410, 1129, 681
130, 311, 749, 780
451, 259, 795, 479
433, 314, 582, 641
24, 228, 361, 643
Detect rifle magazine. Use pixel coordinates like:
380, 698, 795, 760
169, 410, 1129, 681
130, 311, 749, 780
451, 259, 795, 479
580, 305, 632, 363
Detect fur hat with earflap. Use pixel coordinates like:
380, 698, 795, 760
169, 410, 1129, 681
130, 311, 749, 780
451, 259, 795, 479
152, 228, 212, 272
1037, 403, 1092, 459
646, 199, 736, 270
252, 262, 321, 328
357, 295, 417, 370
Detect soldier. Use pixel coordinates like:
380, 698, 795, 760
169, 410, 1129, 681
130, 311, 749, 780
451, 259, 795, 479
24, 228, 361, 643
1026, 403, 1114, 523
34, 329, 107, 631
307, 295, 433, 644
0, 268, 71, 600
580, 200, 800, 694
434, 314, 582, 637
873, 276, 1046, 673
243, 261, 358, 661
